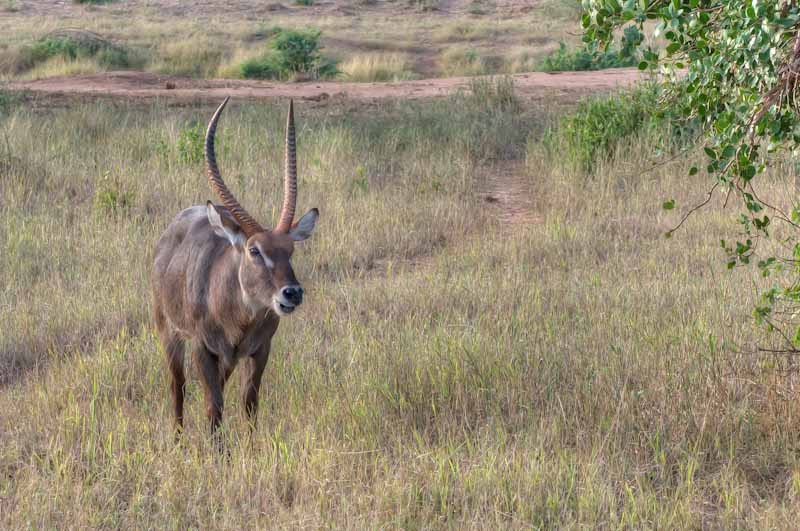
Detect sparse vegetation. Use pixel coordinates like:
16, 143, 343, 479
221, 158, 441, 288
0, 1, 576, 81
408, 0, 439, 11
150, 37, 225, 78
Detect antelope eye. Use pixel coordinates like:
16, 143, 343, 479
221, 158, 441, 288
249, 246, 261, 257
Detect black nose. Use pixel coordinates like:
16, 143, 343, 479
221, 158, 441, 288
282, 285, 303, 305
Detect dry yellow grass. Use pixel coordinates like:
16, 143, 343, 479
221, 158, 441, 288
20, 55, 104, 79
149, 36, 228, 78
439, 45, 488, 76
0, 0, 581, 80
340, 52, 416, 82
2, 80, 800, 527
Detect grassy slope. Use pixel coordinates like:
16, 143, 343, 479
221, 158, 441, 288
2, 83, 800, 527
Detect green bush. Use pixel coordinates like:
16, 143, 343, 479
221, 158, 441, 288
240, 28, 338, 80
294, 0, 314, 5
539, 27, 643, 72
19, 34, 134, 71
545, 85, 660, 171
538, 42, 638, 72
240, 52, 284, 80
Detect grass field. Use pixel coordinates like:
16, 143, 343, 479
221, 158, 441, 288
2, 78, 800, 527
0, 0, 580, 81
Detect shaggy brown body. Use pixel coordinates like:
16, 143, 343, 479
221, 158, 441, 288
152, 99, 318, 436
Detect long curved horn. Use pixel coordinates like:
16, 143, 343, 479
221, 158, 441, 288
205, 97, 264, 237
274, 99, 297, 234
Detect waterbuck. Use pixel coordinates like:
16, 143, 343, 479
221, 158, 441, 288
152, 98, 318, 436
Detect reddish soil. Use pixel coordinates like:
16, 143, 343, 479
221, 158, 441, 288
9, 68, 646, 104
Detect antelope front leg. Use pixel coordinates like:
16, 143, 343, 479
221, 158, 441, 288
242, 343, 271, 430
194, 344, 226, 437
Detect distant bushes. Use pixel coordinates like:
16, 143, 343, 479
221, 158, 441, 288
240, 28, 338, 80
4, 30, 138, 75
538, 27, 643, 72
538, 42, 637, 72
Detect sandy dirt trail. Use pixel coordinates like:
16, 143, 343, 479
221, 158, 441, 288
9, 68, 647, 104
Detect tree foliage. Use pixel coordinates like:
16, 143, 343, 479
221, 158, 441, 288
582, 0, 800, 348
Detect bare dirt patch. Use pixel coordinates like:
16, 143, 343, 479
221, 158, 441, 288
8, 68, 646, 104
478, 160, 543, 226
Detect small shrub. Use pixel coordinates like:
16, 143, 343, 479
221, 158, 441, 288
176, 123, 204, 165
240, 52, 284, 80
93, 174, 134, 216
240, 28, 338, 80
295, 0, 314, 5
543, 85, 676, 172
270, 29, 323, 74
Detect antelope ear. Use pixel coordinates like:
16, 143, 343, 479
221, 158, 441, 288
289, 208, 319, 242
207, 201, 246, 247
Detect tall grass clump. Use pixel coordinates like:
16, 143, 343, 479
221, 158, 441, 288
340, 53, 416, 82
150, 37, 225, 78
439, 45, 487, 76
240, 28, 338, 80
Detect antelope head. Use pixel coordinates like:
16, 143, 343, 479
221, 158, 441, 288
204, 98, 318, 317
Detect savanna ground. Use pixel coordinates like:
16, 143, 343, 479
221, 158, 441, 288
0, 0, 579, 81
3, 1, 800, 529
